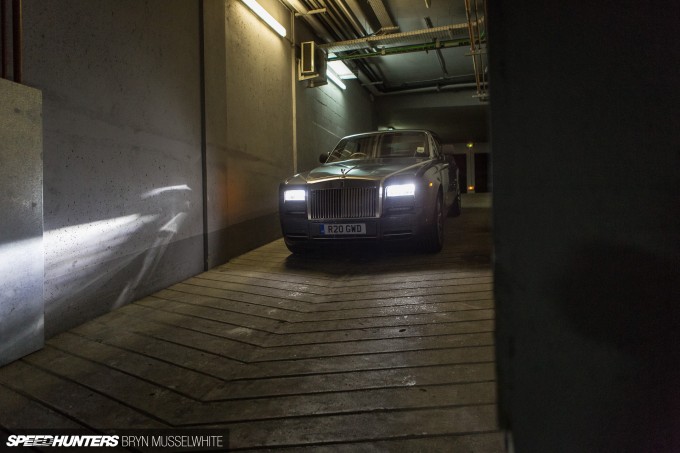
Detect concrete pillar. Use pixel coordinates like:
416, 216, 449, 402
0, 79, 44, 366
489, 1, 680, 451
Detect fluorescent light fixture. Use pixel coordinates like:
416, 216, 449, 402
328, 54, 357, 79
284, 189, 306, 201
327, 67, 347, 90
386, 183, 416, 197
242, 0, 287, 37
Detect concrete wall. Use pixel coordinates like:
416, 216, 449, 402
23, 0, 204, 337
0, 80, 44, 366
295, 77, 375, 173
204, 0, 375, 265
0, 0, 375, 345
204, 0, 294, 266
489, 1, 679, 451
292, 8, 375, 173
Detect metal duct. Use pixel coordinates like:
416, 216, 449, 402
464, 0, 488, 100
321, 0, 361, 40
378, 82, 478, 96
319, 23, 469, 53
332, 0, 367, 37
343, 0, 376, 35
425, 16, 448, 76
316, 0, 351, 40
366, 0, 397, 32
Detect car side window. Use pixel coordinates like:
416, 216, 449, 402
430, 136, 441, 159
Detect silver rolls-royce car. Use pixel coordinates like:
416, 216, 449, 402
279, 130, 461, 254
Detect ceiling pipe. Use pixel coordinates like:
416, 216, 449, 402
477, 0, 489, 96
377, 82, 479, 96
464, 0, 487, 99
320, 23, 469, 52
282, 0, 334, 41
328, 37, 472, 61
321, 0, 388, 89
290, 0, 399, 94
343, 0, 376, 35
331, 0, 367, 37
366, 0, 397, 33
305, 0, 345, 40
356, 68, 381, 96
424, 16, 448, 76
472, 0, 487, 95
322, 0, 360, 40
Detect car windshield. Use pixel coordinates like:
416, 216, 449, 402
326, 132, 429, 162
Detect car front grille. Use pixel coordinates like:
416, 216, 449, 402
310, 187, 378, 219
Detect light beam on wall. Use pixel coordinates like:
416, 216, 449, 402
241, 0, 287, 37
328, 54, 357, 79
327, 68, 347, 90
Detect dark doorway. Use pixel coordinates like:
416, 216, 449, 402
474, 153, 490, 193
452, 154, 468, 193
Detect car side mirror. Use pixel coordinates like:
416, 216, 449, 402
319, 153, 329, 164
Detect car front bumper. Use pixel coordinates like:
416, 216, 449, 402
280, 206, 429, 245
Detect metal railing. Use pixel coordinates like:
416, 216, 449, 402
1, 0, 22, 83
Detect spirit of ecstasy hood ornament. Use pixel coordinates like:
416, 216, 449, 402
340, 165, 358, 178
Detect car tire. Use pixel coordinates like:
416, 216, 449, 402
421, 194, 444, 253
448, 189, 462, 217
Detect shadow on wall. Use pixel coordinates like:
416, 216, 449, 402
557, 244, 680, 452
43, 185, 193, 332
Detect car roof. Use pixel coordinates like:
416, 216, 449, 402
341, 129, 435, 140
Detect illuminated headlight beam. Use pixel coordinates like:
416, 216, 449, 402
385, 183, 416, 197
284, 189, 306, 201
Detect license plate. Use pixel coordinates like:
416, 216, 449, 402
320, 223, 366, 235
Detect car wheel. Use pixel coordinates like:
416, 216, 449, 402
421, 194, 444, 253
448, 189, 462, 217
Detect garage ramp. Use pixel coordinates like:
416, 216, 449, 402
0, 196, 503, 451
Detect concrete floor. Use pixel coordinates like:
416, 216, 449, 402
0, 194, 503, 451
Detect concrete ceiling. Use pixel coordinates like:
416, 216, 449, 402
291, 0, 489, 143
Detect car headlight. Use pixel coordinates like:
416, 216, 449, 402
385, 183, 415, 197
284, 189, 306, 201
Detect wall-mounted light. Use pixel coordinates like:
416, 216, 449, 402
466, 141, 474, 148
327, 68, 346, 90
242, 0, 287, 37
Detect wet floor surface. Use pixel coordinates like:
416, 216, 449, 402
0, 202, 503, 451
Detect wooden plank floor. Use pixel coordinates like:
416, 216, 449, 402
0, 203, 503, 451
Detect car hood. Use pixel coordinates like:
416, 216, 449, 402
286, 158, 432, 184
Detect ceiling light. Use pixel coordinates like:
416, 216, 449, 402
242, 0, 287, 37
327, 68, 347, 90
